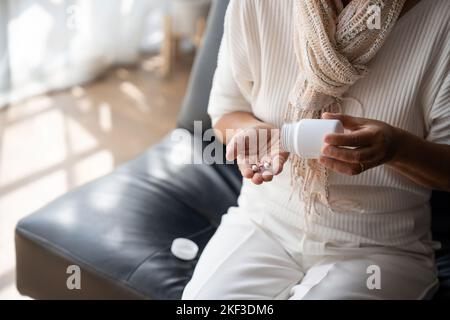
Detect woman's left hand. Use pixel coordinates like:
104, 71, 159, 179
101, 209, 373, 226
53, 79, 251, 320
319, 113, 400, 175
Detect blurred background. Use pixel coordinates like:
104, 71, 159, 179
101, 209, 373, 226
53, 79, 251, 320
0, 0, 211, 299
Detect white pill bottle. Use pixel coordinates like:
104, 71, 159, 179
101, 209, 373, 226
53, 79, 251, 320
281, 119, 344, 159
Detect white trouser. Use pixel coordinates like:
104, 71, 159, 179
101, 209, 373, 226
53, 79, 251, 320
182, 209, 439, 300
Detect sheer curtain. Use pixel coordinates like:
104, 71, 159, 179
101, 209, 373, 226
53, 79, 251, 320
0, 0, 164, 108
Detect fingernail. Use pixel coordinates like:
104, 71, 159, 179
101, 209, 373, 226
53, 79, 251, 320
262, 171, 272, 178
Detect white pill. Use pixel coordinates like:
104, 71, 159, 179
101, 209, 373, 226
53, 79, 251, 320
171, 238, 199, 261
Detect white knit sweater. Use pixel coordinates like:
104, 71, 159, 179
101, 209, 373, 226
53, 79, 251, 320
208, 0, 450, 252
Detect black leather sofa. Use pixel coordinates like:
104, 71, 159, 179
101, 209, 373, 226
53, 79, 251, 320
15, 0, 450, 300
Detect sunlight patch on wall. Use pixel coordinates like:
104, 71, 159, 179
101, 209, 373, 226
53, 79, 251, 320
0, 109, 67, 187
120, 81, 150, 113
66, 116, 99, 154
72, 149, 113, 187
99, 102, 113, 132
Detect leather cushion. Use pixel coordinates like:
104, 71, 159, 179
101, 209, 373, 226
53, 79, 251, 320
16, 132, 241, 299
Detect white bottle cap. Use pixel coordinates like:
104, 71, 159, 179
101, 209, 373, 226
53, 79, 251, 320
171, 238, 199, 261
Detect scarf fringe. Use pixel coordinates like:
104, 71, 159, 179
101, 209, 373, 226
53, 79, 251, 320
285, 102, 340, 216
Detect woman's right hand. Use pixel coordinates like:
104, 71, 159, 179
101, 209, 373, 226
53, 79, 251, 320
225, 123, 289, 185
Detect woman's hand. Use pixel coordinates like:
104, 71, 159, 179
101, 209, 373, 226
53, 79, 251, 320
225, 123, 289, 185
319, 113, 400, 175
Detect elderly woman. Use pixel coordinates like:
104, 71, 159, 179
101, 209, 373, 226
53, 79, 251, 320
182, 0, 450, 300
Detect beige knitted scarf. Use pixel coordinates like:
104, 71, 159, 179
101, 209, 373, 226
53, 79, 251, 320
286, 0, 406, 214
